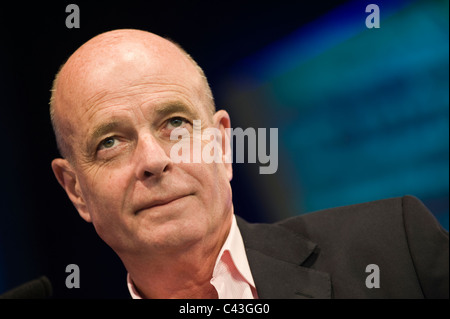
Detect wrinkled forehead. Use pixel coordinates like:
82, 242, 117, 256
55, 37, 204, 116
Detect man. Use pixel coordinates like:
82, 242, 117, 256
50, 29, 449, 299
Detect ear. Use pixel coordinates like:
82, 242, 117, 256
51, 158, 92, 223
212, 110, 233, 181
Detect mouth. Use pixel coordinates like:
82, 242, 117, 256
135, 194, 192, 215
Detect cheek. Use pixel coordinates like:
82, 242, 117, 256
180, 161, 231, 210
79, 168, 135, 250
80, 168, 131, 222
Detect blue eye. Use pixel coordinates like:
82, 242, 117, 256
169, 117, 186, 128
99, 137, 116, 150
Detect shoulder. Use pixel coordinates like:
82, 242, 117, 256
238, 195, 448, 298
274, 195, 449, 298
239, 196, 410, 258
280, 195, 404, 227
276, 195, 443, 243
239, 195, 442, 247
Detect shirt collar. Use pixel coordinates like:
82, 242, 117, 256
214, 214, 256, 288
127, 214, 255, 298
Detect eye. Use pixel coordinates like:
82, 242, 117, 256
167, 117, 189, 129
98, 136, 117, 150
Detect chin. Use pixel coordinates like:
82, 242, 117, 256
135, 218, 207, 251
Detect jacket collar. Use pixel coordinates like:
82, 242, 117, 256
236, 216, 331, 299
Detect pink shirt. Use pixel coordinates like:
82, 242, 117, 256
127, 214, 258, 299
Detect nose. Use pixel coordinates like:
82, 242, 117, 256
134, 133, 172, 180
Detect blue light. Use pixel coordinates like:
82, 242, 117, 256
222, 0, 449, 229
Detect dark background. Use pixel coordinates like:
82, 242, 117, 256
0, 0, 448, 298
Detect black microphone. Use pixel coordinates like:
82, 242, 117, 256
0, 276, 52, 299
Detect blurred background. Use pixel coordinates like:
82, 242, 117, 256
0, 0, 448, 298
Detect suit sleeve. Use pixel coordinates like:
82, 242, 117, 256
402, 195, 449, 298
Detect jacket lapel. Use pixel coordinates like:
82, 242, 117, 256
236, 216, 331, 299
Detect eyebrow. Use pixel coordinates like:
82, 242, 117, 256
85, 101, 199, 152
85, 121, 124, 153
153, 101, 198, 120
91, 121, 122, 142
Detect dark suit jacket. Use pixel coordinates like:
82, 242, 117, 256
236, 195, 449, 299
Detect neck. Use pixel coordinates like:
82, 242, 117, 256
127, 250, 219, 298
123, 215, 233, 299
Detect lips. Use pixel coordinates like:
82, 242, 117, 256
135, 194, 191, 215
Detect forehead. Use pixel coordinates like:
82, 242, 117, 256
83, 81, 202, 130
81, 43, 203, 108
56, 38, 210, 128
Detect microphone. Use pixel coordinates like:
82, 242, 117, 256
0, 276, 52, 299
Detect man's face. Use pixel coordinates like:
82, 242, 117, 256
52, 38, 233, 258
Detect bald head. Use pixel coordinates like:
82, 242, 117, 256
50, 29, 215, 160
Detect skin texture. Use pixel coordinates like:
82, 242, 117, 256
50, 29, 234, 298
